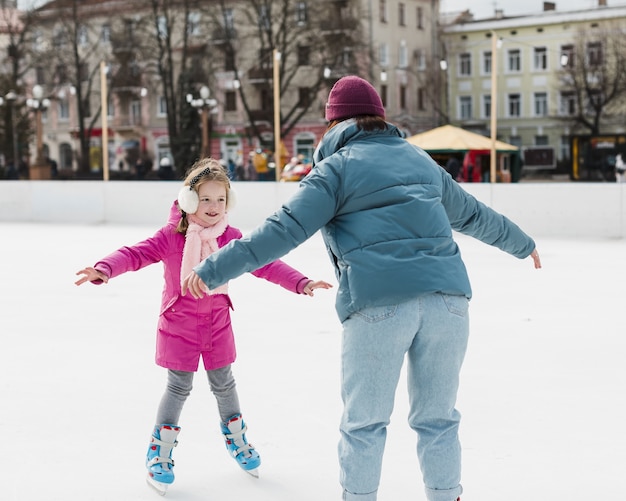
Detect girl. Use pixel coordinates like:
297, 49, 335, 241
75, 158, 332, 494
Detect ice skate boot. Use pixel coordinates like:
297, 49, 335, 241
221, 414, 261, 477
145, 424, 181, 495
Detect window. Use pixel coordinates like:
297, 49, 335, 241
483, 94, 491, 118
459, 53, 471, 76
82, 97, 91, 118
225, 91, 237, 112
158, 96, 167, 116
398, 3, 406, 26
78, 25, 89, 47
296, 2, 308, 25
258, 6, 270, 30
225, 52, 235, 71
101, 23, 111, 43
559, 91, 576, 116
507, 49, 521, 72
33, 29, 43, 52
298, 45, 310, 66
416, 7, 423, 29
587, 41, 602, 66
60, 143, 73, 169
187, 12, 201, 37
534, 92, 548, 116
507, 93, 521, 117
380, 85, 387, 106
398, 41, 407, 68
417, 87, 425, 111
157, 16, 167, 38
415, 48, 425, 71
298, 88, 311, 108
560, 136, 571, 161
379, 43, 389, 67
55, 64, 67, 84
295, 134, 315, 161
459, 96, 472, 120
483, 51, 492, 75
533, 47, 547, 71
399, 85, 407, 109
535, 135, 549, 146
53, 29, 65, 50
379, 0, 387, 22
224, 9, 235, 32
79, 63, 89, 82
58, 99, 70, 121
130, 100, 141, 125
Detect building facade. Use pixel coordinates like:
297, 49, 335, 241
441, 2, 626, 178
23, 0, 441, 177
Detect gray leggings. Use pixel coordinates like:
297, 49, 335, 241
155, 365, 241, 425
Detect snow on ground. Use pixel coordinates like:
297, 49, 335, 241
2, 222, 625, 500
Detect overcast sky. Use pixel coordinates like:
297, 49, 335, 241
441, 0, 622, 18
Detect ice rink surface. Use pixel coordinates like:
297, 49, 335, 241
2, 222, 625, 500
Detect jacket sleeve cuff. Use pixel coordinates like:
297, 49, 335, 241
296, 277, 311, 294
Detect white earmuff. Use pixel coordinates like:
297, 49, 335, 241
177, 186, 199, 214
177, 185, 237, 214
226, 187, 237, 211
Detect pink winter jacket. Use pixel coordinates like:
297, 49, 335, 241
93, 201, 310, 371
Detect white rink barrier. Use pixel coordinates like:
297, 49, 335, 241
1, 180, 625, 239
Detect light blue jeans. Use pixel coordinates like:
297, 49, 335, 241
339, 293, 469, 501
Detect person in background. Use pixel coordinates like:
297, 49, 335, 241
615, 153, 625, 183
182, 76, 541, 501
75, 158, 332, 494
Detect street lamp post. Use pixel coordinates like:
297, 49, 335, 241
188, 86, 218, 158
273, 49, 282, 181
100, 61, 110, 181
490, 31, 501, 183
26, 85, 51, 179
2, 91, 20, 177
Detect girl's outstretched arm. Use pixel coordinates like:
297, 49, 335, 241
75, 267, 109, 286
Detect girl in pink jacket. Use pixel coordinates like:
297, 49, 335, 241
75, 158, 332, 494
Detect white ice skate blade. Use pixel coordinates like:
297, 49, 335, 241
245, 468, 259, 478
146, 475, 169, 496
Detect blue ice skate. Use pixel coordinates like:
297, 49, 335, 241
221, 414, 261, 477
145, 424, 181, 495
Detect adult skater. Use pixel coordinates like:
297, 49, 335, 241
183, 76, 541, 501
75, 158, 332, 494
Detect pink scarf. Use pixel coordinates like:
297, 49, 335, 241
180, 214, 229, 295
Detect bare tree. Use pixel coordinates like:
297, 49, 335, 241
212, 0, 365, 148
558, 23, 626, 135
132, 0, 216, 175
0, 1, 38, 174
29, 0, 114, 174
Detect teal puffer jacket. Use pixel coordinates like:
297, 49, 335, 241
194, 120, 535, 322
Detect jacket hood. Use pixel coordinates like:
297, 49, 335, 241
312, 119, 404, 167
168, 200, 183, 227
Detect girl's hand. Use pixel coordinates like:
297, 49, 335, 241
530, 249, 542, 269
302, 280, 333, 297
182, 271, 206, 299
75, 267, 108, 286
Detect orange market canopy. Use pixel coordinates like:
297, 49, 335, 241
405, 125, 518, 153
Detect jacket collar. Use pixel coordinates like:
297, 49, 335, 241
313, 119, 403, 167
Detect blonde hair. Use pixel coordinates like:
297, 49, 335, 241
176, 157, 232, 234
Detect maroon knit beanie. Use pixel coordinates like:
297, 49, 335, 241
325, 75, 385, 121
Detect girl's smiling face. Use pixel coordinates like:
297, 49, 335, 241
195, 180, 227, 226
